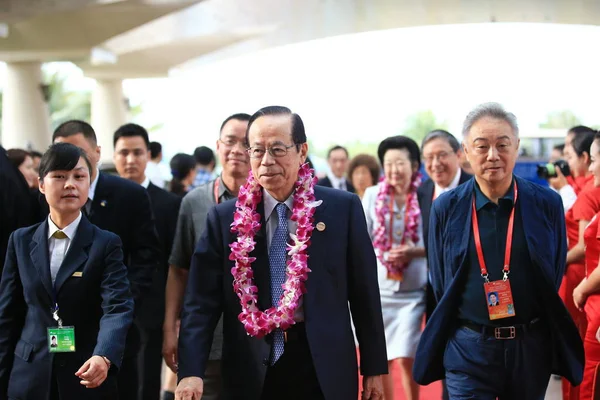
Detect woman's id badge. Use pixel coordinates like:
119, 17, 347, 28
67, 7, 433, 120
47, 327, 76, 352
484, 280, 516, 320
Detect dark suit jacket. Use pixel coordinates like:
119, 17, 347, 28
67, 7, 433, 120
316, 176, 355, 193
0, 216, 134, 399
179, 186, 387, 400
413, 176, 584, 386
136, 183, 181, 330
417, 170, 472, 251
0, 146, 37, 269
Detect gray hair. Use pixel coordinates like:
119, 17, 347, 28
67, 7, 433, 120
421, 130, 461, 153
462, 102, 519, 138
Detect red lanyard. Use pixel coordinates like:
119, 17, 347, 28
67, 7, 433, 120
471, 182, 518, 282
213, 179, 221, 204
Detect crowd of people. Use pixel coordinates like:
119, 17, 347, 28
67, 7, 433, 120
0, 102, 598, 400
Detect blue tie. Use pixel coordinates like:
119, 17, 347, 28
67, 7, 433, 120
269, 203, 288, 365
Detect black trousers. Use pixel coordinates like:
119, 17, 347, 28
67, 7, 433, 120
137, 324, 163, 400
260, 324, 324, 400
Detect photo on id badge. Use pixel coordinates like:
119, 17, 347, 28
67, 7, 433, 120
47, 327, 76, 353
484, 280, 516, 320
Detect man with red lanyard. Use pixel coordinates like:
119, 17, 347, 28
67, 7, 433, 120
413, 102, 584, 399
162, 113, 251, 400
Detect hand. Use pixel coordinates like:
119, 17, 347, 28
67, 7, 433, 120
574, 278, 589, 311
75, 355, 109, 389
175, 377, 203, 400
362, 375, 384, 400
548, 166, 569, 191
163, 324, 179, 373
388, 243, 415, 265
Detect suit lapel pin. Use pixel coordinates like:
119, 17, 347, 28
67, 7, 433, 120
100, 200, 107, 207
316, 222, 326, 232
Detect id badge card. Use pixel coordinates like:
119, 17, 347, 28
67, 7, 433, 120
484, 280, 516, 320
47, 327, 76, 352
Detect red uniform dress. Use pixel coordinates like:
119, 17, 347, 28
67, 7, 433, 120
581, 213, 600, 399
561, 185, 600, 400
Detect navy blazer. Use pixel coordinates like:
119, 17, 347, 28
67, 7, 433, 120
0, 216, 134, 399
413, 176, 584, 386
178, 186, 387, 400
316, 176, 355, 193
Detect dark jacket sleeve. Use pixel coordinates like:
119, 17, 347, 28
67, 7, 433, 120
428, 201, 446, 302
346, 195, 388, 376
552, 193, 567, 289
128, 188, 160, 304
178, 206, 224, 380
0, 233, 26, 394
93, 235, 135, 369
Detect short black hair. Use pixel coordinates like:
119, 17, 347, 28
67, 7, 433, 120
421, 130, 460, 153
169, 153, 196, 196
571, 130, 597, 158
193, 146, 215, 166
246, 106, 306, 147
149, 142, 162, 159
220, 113, 251, 133
38, 143, 92, 181
377, 135, 421, 170
327, 145, 349, 159
113, 123, 150, 149
52, 120, 97, 144
30, 150, 43, 159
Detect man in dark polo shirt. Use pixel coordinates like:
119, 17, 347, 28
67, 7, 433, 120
413, 103, 584, 399
162, 113, 251, 400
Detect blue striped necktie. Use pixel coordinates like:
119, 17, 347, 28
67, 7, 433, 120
268, 203, 288, 365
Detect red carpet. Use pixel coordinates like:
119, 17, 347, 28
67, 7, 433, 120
357, 355, 442, 400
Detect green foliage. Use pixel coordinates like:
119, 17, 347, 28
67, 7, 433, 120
401, 110, 449, 144
539, 110, 582, 129
44, 69, 91, 130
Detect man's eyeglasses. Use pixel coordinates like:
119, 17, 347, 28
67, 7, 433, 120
247, 144, 297, 159
423, 151, 454, 164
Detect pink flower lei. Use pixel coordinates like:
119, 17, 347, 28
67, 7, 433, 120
229, 163, 321, 338
372, 173, 422, 280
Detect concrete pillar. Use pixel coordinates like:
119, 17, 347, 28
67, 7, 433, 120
1, 62, 51, 151
91, 78, 127, 163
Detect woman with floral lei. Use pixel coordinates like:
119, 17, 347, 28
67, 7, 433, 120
176, 106, 387, 400
362, 135, 427, 400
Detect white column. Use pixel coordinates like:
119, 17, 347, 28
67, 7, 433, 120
1, 62, 51, 151
91, 78, 127, 163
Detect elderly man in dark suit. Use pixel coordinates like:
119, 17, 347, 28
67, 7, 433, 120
51, 120, 160, 400
176, 106, 387, 400
113, 123, 182, 400
413, 103, 584, 399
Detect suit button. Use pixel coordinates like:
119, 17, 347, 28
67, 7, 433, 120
59, 360, 66, 367
262, 358, 269, 366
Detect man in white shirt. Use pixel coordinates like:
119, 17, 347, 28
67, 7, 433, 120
146, 141, 166, 189
317, 145, 355, 193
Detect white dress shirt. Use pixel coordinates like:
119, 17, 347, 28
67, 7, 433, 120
327, 172, 348, 191
48, 212, 82, 283
141, 176, 150, 189
433, 169, 462, 200
89, 171, 100, 201
263, 189, 303, 320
